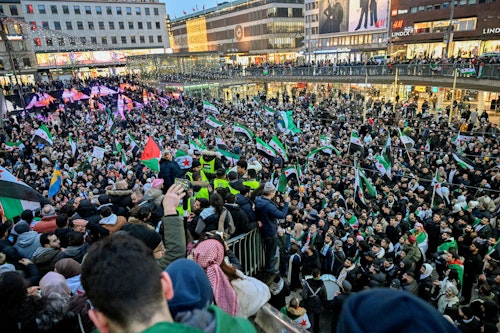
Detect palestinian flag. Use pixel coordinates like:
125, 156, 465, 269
140, 137, 161, 172
205, 115, 223, 129
175, 149, 193, 170
268, 135, 288, 161
175, 125, 185, 142
477, 62, 484, 79
264, 106, 276, 116
216, 148, 240, 165
33, 125, 53, 146
374, 154, 392, 179
256, 137, 276, 158
112, 139, 123, 156
0, 166, 47, 221
452, 152, 474, 170
398, 129, 415, 150
215, 135, 229, 151
349, 130, 364, 155
233, 122, 254, 140
203, 101, 219, 114
48, 162, 62, 198
127, 132, 139, 155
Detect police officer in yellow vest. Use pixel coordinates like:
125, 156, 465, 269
199, 146, 224, 180
213, 169, 229, 190
242, 169, 261, 191
185, 160, 210, 200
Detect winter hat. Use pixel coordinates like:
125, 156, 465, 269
420, 263, 433, 280
447, 284, 459, 296
390, 279, 401, 289
0, 263, 15, 275
11, 221, 30, 236
165, 258, 214, 319
337, 289, 460, 333
151, 178, 164, 189
334, 240, 343, 247
192, 159, 201, 168
55, 258, 81, 279
263, 182, 276, 195
342, 280, 352, 293
39, 272, 71, 297
122, 224, 162, 251
408, 235, 416, 244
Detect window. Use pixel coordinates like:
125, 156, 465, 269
77, 21, 84, 30
54, 21, 61, 30
157, 35, 162, 43
99, 21, 105, 30
145, 8, 150, 15
418, 6, 425, 11
42, 21, 49, 29
443, 2, 450, 8
154, 8, 159, 15
66, 22, 73, 30
117, 7, 122, 15
140, 36, 145, 43
69, 37, 76, 45
149, 35, 154, 43
50, 5, 57, 14
46, 37, 53, 46
74, 5, 80, 14
434, 4, 441, 9
85, 6, 91, 15
91, 37, 97, 45
135, 7, 140, 15
106, 6, 112, 15
138, 22, 143, 29
58, 37, 65, 46
155, 22, 160, 29
126, 7, 132, 15
109, 22, 115, 29
9, 5, 18, 16
468, 0, 476, 4
88, 22, 94, 30
96, 6, 102, 14
26, 5, 34, 14
38, 5, 46, 14
111, 36, 117, 44
63, 5, 69, 14
101, 37, 107, 45
410, 7, 417, 13
147, 22, 152, 29
459, 0, 467, 4
426, 5, 433, 10
34, 38, 41, 46
128, 22, 134, 29
80, 37, 86, 44
119, 22, 124, 29
121, 36, 127, 43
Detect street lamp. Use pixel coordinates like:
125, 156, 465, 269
443, 0, 455, 59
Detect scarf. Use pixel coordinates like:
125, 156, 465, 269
192, 239, 238, 316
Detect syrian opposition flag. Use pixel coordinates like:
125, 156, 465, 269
175, 149, 193, 170
216, 148, 240, 165
452, 151, 474, 170
268, 135, 288, 161
349, 130, 364, 154
205, 115, 223, 129
233, 122, 254, 140
68, 136, 77, 157
278, 111, 301, 134
112, 139, 123, 156
431, 170, 443, 198
203, 101, 219, 114
374, 154, 392, 179
354, 166, 367, 206
320, 134, 330, 147
252, 96, 260, 105
120, 150, 128, 172
277, 171, 288, 193
127, 132, 139, 155
357, 166, 377, 198
306, 146, 332, 159
0, 166, 47, 220
452, 132, 473, 146
106, 113, 116, 132
283, 166, 297, 178
264, 106, 276, 116
189, 138, 205, 152
383, 134, 392, 163
256, 137, 276, 158
215, 135, 229, 151
33, 125, 53, 146
398, 129, 415, 150
140, 137, 161, 172
5, 140, 23, 151
175, 125, 186, 141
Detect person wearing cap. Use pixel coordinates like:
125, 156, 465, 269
32, 204, 58, 233
401, 271, 419, 295
255, 182, 290, 275
198, 146, 224, 180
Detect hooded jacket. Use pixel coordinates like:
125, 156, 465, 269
32, 247, 66, 276
236, 194, 257, 223
254, 196, 288, 238
14, 231, 41, 259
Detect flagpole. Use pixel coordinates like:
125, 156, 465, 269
448, 68, 457, 124
431, 176, 437, 208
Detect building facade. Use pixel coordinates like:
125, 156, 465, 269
168, 0, 305, 66
390, 0, 500, 59
304, 0, 389, 63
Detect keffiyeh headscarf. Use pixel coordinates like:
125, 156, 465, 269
192, 239, 238, 316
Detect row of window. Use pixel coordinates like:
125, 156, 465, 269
413, 17, 477, 34
25, 4, 160, 16
33, 35, 163, 47
30, 20, 162, 31
303, 29, 387, 47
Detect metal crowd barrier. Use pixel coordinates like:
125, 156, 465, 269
254, 304, 310, 333
226, 228, 265, 276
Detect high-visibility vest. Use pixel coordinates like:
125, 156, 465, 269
199, 156, 216, 175
185, 171, 210, 200
243, 180, 260, 190
214, 178, 229, 190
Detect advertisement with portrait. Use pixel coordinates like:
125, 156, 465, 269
319, 0, 348, 34
348, 0, 388, 32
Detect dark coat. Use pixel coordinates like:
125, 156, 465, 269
302, 277, 328, 314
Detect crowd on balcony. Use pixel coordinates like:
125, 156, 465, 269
0, 74, 499, 332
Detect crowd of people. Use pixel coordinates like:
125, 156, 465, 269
0, 73, 499, 333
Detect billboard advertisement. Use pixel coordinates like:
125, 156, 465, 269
319, 0, 388, 34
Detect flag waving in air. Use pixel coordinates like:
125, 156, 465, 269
48, 162, 62, 198
141, 137, 161, 172
33, 125, 53, 146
